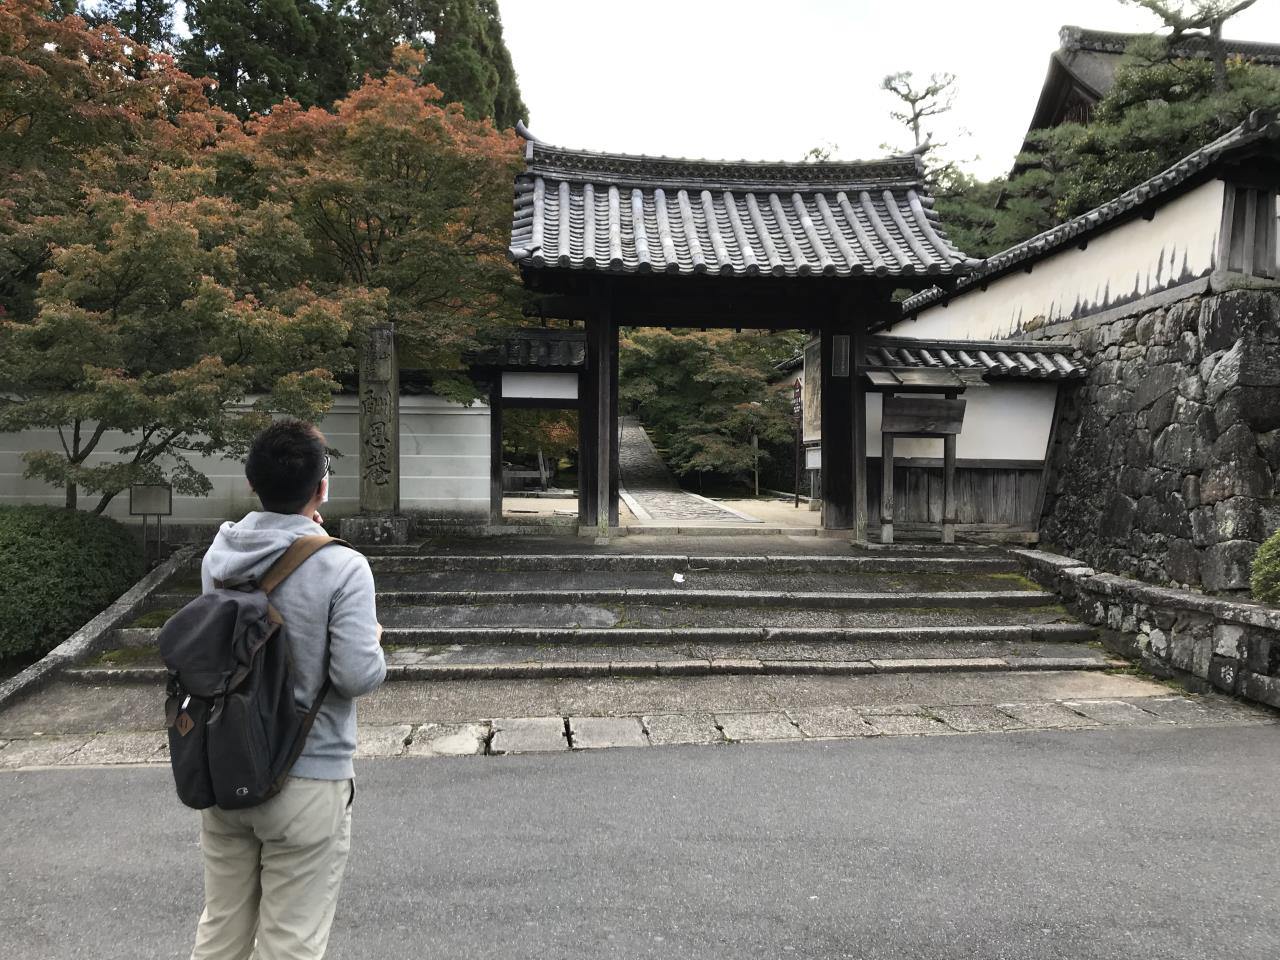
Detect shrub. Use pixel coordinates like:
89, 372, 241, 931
0, 506, 145, 660
1252, 528, 1280, 605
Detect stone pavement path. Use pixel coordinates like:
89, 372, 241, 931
1, 675, 1270, 768
618, 416, 760, 524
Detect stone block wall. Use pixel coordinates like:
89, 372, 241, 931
1018, 549, 1280, 711
1038, 285, 1280, 593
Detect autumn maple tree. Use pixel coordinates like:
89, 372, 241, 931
217, 45, 524, 400
0, 1, 378, 511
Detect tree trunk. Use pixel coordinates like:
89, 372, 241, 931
91, 489, 119, 516
1211, 20, 1228, 94
65, 481, 77, 510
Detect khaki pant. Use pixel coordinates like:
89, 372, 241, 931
190, 777, 354, 960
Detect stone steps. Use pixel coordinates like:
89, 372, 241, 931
112, 621, 1096, 651
149, 587, 1051, 612
68, 637, 1114, 684
362, 553, 1022, 575
127, 537, 1104, 687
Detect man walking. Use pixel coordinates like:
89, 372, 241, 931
190, 419, 386, 960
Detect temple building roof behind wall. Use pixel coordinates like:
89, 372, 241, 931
1027, 25, 1280, 137
509, 134, 979, 279
903, 109, 1280, 316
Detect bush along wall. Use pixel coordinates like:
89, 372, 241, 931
1039, 287, 1280, 593
0, 506, 146, 660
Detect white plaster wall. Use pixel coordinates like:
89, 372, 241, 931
897, 179, 1226, 340
865, 383, 1058, 461
0, 395, 490, 524
502, 372, 579, 399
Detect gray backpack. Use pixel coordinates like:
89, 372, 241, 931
159, 536, 345, 810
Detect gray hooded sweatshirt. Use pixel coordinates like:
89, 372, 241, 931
201, 512, 386, 781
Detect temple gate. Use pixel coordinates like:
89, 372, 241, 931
507, 129, 979, 536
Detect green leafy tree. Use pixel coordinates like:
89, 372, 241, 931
620, 329, 801, 485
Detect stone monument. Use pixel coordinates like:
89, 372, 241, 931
339, 324, 409, 544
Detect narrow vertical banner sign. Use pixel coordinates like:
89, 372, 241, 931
358, 324, 399, 514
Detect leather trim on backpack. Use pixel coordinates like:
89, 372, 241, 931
258, 535, 350, 594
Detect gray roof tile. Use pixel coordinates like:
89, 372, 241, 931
510, 141, 977, 279
866, 336, 1086, 380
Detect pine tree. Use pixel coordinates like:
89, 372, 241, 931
344, 0, 526, 127
181, 0, 351, 118
85, 0, 176, 51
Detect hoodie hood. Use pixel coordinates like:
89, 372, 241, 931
203, 511, 327, 584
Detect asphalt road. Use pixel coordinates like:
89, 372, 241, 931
3, 725, 1279, 960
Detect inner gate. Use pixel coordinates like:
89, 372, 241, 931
507, 128, 980, 536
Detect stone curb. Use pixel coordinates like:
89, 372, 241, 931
65, 653, 1114, 685
0, 545, 201, 713
1011, 547, 1280, 711
1011, 549, 1280, 634
5, 695, 1272, 769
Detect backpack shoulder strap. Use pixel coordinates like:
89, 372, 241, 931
259, 536, 351, 595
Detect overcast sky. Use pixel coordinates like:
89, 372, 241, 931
500, 0, 1280, 179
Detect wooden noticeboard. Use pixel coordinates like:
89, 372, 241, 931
881, 396, 966, 437
870, 375, 968, 546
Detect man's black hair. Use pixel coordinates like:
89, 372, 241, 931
245, 419, 327, 514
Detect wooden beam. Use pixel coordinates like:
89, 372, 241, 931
523, 295, 591, 320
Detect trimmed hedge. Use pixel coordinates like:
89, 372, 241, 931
1254, 528, 1280, 605
0, 506, 145, 659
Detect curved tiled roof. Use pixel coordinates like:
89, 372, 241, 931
1060, 25, 1280, 65
904, 110, 1280, 315
865, 336, 1086, 381
509, 139, 978, 279
775, 336, 1086, 381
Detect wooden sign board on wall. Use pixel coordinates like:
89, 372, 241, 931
880, 396, 966, 437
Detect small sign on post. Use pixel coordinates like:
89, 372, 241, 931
129, 483, 173, 565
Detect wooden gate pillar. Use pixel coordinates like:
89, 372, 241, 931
820, 326, 854, 530
584, 300, 618, 534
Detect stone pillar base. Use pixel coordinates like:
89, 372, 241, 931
339, 514, 410, 545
